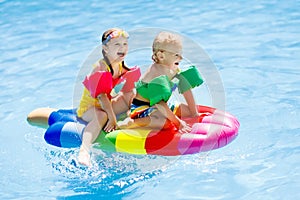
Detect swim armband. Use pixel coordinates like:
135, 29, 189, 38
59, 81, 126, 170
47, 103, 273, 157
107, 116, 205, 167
82, 71, 113, 98
176, 66, 203, 93
120, 66, 141, 92
136, 75, 173, 106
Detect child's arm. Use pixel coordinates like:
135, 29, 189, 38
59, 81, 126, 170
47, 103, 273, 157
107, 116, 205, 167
97, 94, 117, 132
156, 101, 180, 125
182, 89, 198, 116
175, 66, 203, 117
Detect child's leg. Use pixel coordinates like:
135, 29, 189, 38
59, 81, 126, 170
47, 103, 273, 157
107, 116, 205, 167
118, 116, 152, 129
78, 107, 107, 166
147, 111, 169, 129
175, 103, 196, 118
118, 110, 168, 130
112, 91, 134, 115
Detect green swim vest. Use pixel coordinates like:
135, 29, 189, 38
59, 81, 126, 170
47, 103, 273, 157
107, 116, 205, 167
136, 66, 203, 106
135, 75, 174, 106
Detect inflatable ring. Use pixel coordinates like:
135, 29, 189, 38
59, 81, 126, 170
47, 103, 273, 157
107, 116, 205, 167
27, 105, 239, 156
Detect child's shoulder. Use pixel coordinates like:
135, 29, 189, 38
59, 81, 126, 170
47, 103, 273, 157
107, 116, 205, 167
92, 60, 108, 73
142, 69, 162, 83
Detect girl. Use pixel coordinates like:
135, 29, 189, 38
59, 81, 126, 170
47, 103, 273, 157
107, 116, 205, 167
77, 28, 140, 166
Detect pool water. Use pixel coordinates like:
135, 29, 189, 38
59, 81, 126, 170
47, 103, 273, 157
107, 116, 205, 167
1, 0, 299, 199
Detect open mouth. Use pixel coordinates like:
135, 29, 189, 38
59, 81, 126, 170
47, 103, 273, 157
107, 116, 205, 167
174, 62, 179, 66
117, 52, 125, 57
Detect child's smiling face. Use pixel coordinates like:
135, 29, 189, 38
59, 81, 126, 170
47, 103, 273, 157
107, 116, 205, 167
103, 36, 128, 63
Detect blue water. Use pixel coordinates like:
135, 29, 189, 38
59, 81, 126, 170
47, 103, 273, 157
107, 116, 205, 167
1, 0, 299, 199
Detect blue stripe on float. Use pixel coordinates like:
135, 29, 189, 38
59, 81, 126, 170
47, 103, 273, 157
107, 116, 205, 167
60, 122, 84, 148
44, 122, 65, 147
48, 108, 78, 126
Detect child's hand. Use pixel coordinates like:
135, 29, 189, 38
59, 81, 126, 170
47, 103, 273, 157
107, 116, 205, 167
104, 117, 117, 132
192, 112, 201, 117
178, 119, 192, 133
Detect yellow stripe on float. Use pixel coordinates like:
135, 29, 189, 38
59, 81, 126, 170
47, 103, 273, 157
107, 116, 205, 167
115, 129, 151, 154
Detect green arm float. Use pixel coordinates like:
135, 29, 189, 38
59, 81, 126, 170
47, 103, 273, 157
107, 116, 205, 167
176, 66, 203, 94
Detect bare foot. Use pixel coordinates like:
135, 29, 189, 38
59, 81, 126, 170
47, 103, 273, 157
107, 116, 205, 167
78, 147, 92, 167
117, 117, 136, 129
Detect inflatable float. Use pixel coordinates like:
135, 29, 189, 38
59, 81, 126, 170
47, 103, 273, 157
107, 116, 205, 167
27, 105, 240, 156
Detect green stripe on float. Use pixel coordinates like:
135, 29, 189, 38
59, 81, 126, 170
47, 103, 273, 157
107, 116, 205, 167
93, 130, 116, 152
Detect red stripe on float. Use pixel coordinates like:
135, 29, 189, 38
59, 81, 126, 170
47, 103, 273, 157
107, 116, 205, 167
145, 128, 182, 156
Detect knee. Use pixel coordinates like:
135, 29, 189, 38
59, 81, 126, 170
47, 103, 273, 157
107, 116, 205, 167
122, 91, 135, 107
95, 110, 108, 122
150, 112, 167, 122
123, 91, 135, 103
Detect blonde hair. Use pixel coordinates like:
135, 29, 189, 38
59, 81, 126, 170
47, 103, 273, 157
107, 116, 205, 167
152, 31, 182, 62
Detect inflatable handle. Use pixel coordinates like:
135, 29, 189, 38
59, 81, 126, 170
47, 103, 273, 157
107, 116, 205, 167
120, 66, 141, 92
83, 71, 113, 98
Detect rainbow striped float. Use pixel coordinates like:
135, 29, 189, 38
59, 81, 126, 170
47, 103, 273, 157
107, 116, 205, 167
27, 105, 239, 156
